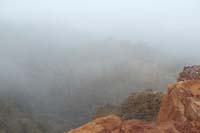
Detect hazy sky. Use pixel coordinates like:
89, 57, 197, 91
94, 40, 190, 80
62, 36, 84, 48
1, 1, 200, 127
1, 0, 200, 117
0, 0, 200, 55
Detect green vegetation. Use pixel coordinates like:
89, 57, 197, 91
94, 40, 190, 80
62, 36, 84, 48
120, 89, 163, 121
0, 100, 51, 133
94, 89, 164, 121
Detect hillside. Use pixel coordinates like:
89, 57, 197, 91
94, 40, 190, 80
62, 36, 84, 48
0, 41, 188, 132
68, 65, 200, 132
0, 99, 44, 133
0, 25, 191, 131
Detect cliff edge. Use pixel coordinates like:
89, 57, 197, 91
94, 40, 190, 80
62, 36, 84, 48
67, 66, 200, 133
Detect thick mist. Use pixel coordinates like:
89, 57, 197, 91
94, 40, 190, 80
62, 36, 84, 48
0, 0, 200, 130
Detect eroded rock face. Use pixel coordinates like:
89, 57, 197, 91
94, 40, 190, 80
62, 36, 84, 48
157, 80, 200, 124
156, 80, 200, 133
67, 115, 155, 133
67, 115, 179, 133
67, 80, 200, 133
67, 115, 121, 133
178, 65, 200, 81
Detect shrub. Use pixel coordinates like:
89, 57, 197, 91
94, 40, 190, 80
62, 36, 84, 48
119, 89, 163, 121
94, 89, 164, 121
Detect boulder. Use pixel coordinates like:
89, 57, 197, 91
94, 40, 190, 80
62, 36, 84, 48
178, 65, 200, 81
157, 80, 200, 124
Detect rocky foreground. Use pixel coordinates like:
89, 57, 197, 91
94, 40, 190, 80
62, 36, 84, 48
67, 66, 200, 133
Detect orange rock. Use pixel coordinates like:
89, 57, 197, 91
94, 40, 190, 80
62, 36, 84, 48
157, 80, 200, 124
68, 115, 156, 133
67, 115, 122, 133
121, 119, 154, 133
177, 65, 200, 81
67, 80, 200, 133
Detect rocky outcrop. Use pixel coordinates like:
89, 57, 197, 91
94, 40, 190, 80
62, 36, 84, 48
178, 65, 200, 81
68, 115, 122, 133
67, 114, 181, 133
156, 80, 200, 132
68, 65, 200, 133
157, 80, 200, 123
67, 115, 156, 133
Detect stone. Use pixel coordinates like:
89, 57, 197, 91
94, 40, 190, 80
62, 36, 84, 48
68, 64, 200, 133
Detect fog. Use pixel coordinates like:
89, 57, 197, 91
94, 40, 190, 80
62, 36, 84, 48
0, 0, 200, 131
1, 0, 200, 53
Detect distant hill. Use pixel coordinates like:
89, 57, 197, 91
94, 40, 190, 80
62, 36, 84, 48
0, 99, 45, 133
0, 23, 192, 131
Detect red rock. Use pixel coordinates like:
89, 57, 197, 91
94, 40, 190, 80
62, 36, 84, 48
156, 80, 200, 133
157, 80, 200, 124
67, 115, 122, 133
178, 65, 200, 81
121, 119, 154, 133
67, 80, 200, 133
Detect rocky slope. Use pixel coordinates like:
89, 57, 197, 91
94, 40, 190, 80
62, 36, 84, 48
178, 65, 200, 81
67, 66, 200, 133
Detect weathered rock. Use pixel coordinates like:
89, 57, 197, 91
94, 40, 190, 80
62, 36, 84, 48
157, 80, 200, 124
67, 115, 156, 133
121, 119, 154, 133
67, 115, 122, 133
156, 80, 200, 133
178, 65, 200, 81
68, 80, 200, 133
67, 115, 180, 133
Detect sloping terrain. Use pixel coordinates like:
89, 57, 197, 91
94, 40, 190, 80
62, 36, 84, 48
68, 66, 200, 133
68, 80, 200, 133
0, 99, 45, 133
0, 41, 186, 132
